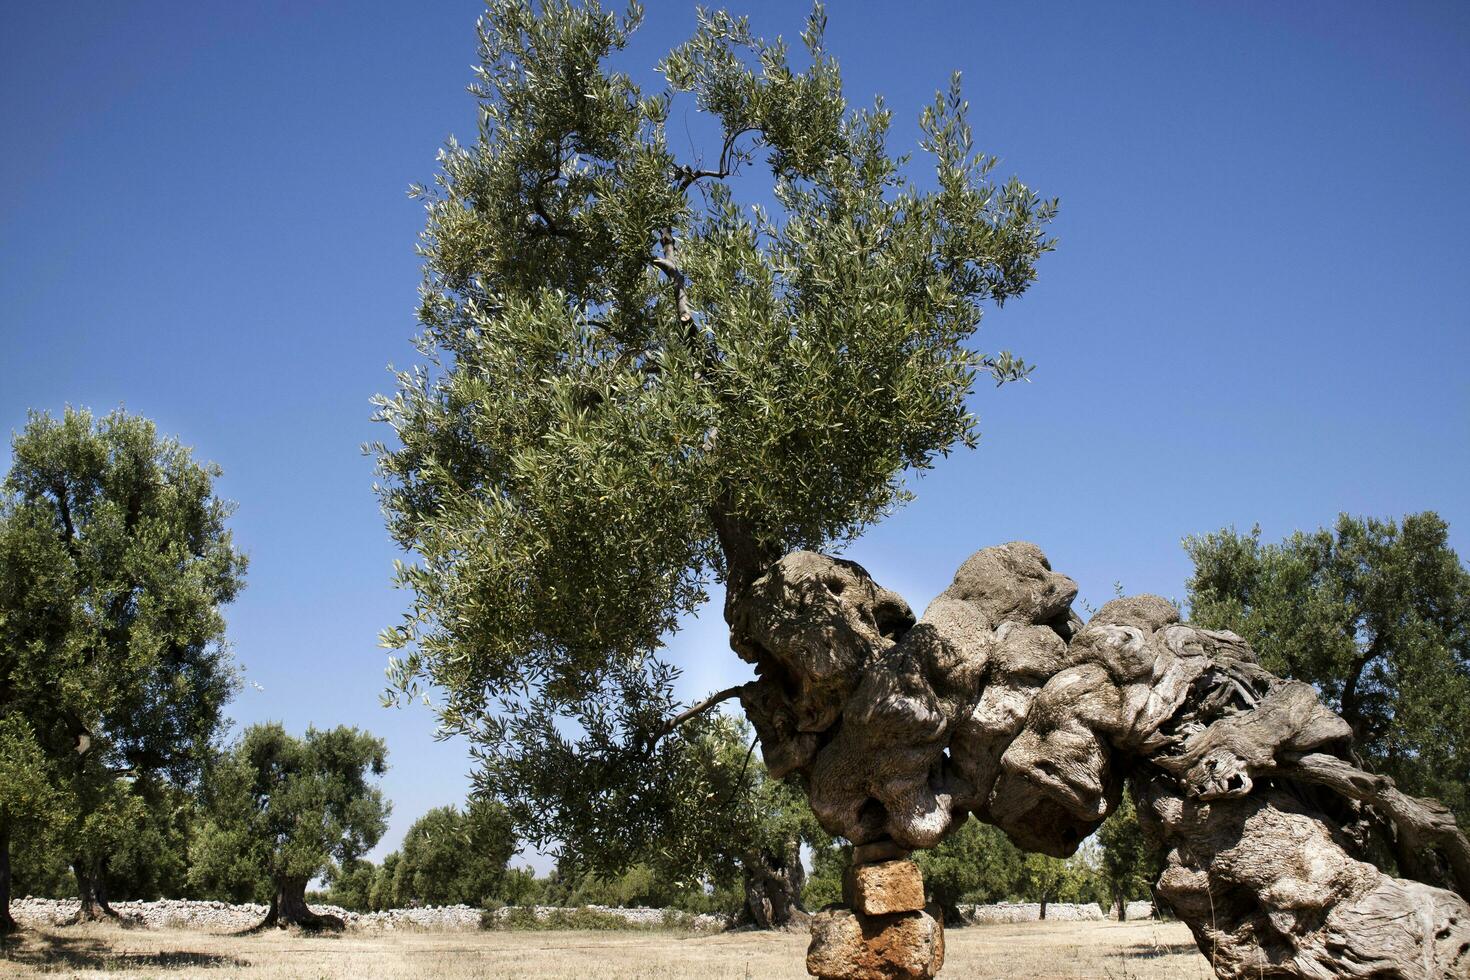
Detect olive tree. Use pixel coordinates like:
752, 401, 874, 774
189, 724, 389, 930
0, 407, 245, 925
386, 798, 516, 908
1095, 790, 1154, 920
373, 0, 1053, 916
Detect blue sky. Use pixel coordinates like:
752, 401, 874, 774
3, 1, 1467, 869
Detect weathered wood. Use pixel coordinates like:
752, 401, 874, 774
731, 543, 1470, 979
1282, 751, 1470, 899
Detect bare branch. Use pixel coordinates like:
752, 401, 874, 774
663, 684, 746, 737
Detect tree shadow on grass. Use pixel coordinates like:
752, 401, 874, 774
1115, 940, 1200, 960
0, 931, 247, 972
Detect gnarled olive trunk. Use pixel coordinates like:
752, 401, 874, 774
1, 822, 16, 935
254, 876, 344, 931
71, 859, 119, 923
726, 543, 1470, 978
741, 840, 808, 930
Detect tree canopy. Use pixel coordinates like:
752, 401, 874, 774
1185, 512, 1470, 821
383, 799, 516, 908
372, 0, 1054, 894
489, 709, 829, 926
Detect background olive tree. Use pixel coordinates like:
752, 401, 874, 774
914, 818, 1023, 924
0, 407, 245, 927
373, 0, 1054, 913
189, 724, 389, 930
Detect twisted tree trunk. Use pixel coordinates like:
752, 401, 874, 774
725, 543, 1470, 979
254, 876, 344, 932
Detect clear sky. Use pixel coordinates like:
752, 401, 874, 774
3, 1, 1467, 869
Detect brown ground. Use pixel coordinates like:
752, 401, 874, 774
0, 919, 1214, 979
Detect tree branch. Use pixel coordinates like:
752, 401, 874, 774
52, 480, 76, 544
674, 127, 756, 191
722, 734, 760, 808
662, 684, 746, 739
652, 230, 694, 332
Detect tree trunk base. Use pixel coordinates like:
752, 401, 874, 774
68, 864, 128, 926
249, 879, 345, 933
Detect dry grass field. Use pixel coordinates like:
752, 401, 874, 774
0, 919, 1213, 979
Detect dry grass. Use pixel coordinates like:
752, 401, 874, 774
0, 919, 1212, 979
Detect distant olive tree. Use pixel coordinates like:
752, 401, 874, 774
190, 724, 389, 930
915, 817, 1022, 924
1095, 790, 1156, 920
385, 799, 516, 908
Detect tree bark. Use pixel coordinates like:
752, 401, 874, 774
254, 876, 344, 932
1038, 897, 1047, 920
1115, 894, 1127, 921
731, 543, 1470, 977
71, 859, 120, 923
741, 841, 809, 931
0, 822, 17, 936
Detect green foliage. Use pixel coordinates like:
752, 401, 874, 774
0, 407, 246, 912
386, 799, 517, 907
801, 838, 848, 910
1018, 852, 1072, 911
320, 858, 380, 913
1095, 790, 1157, 914
486, 905, 694, 931
189, 724, 390, 898
1, 715, 68, 897
0, 716, 62, 848
486, 706, 827, 909
496, 865, 543, 907
915, 817, 1022, 921
372, 2, 1054, 851
1185, 513, 1470, 820
103, 779, 198, 901
370, 851, 403, 911
545, 861, 721, 913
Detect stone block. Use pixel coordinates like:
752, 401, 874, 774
807, 904, 944, 980
843, 859, 926, 915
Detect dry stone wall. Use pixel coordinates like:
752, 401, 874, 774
953, 901, 1153, 923
958, 902, 1104, 924
8, 898, 727, 932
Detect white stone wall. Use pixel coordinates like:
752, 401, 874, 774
955, 900, 1155, 923
8, 898, 728, 932
958, 901, 1105, 923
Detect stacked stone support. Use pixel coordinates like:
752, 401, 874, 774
807, 858, 944, 980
